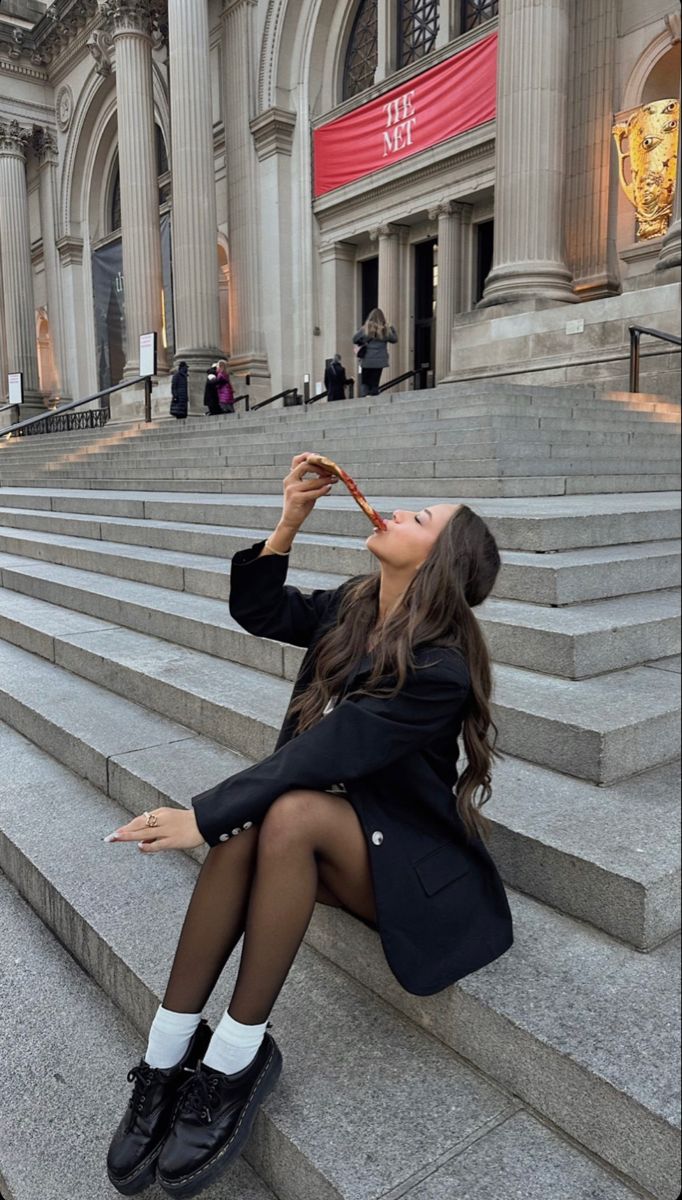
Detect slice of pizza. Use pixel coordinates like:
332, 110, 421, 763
305, 453, 388, 531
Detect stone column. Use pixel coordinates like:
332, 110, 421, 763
102, 0, 166, 376
223, 0, 269, 384
430, 201, 472, 382
251, 107, 297, 392
481, 0, 575, 307
657, 70, 681, 271
167, 0, 221, 402
375, 0, 398, 82
0, 120, 41, 403
565, 0, 620, 298
56, 236, 90, 403
0, 260, 7, 405
319, 241, 356, 383
371, 224, 402, 327
35, 129, 69, 397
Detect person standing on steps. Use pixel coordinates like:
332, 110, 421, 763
324, 352, 349, 401
203, 364, 222, 416
215, 359, 235, 414
353, 308, 398, 396
104, 453, 513, 1199
169, 361, 189, 421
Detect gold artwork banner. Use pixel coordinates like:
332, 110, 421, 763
612, 98, 679, 239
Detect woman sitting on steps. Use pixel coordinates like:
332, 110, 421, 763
105, 452, 514, 1199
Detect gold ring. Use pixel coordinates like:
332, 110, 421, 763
144, 811, 159, 828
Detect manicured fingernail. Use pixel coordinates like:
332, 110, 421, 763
103, 833, 119, 843
137, 842, 146, 849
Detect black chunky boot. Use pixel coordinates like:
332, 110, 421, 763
107, 1019, 212, 1196
157, 1033, 282, 1198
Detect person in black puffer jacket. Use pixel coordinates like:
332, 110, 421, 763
170, 361, 189, 420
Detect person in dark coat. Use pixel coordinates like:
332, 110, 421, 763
352, 307, 398, 396
204, 364, 222, 415
169, 361, 189, 420
324, 353, 348, 401
105, 453, 513, 1198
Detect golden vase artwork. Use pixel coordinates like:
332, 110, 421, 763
612, 98, 679, 239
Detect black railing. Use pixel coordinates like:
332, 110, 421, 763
251, 387, 301, 412
377, 369, 420, 394
629, 325, 682, 393
306, 380, 356, 407
0, 375, 151, 441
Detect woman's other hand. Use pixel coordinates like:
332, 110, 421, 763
104, 807, 205, 853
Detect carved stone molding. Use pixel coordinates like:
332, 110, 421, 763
250, 106, 296, 161
56, 235, 84, 267
87, 28, 115, 75
0, 120, 32, 158
55, 84, 73, 132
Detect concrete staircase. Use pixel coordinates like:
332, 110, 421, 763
0, 382, 680, 1200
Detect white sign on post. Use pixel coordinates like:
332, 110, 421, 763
139, 332, 157, 377
8, 373, 23, 405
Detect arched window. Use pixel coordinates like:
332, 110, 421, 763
461, 0, 498, 34
110, 162, 121, 232
398, 0, 438, 68
343, 0, 378, 101
108, 125, 170, 233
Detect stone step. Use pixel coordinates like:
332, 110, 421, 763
1, 490, 680, 551
0, 591, 677, 781
11, 449, 680, 480
0, 872, 273, 1200
479, 588, 680, 677
0, 551, 678, 681
0, 720, 674, 1200
3, 470, 680, 497
8, 423, 678, 464
2, 517, 678, 614
2, 487, 681, 571
0, 723, 528, 1200
0, 637, 677, 950
305, 898, 680, 1200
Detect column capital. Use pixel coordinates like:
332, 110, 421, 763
33, 128, 59, 166
0, 120, 32, 159
427, 200, 473, 222
56, 235, 84, 267
369, 222, 403, 242
250, 107, 296, 162
319, 240, 357, 264
99, 0, 160, 39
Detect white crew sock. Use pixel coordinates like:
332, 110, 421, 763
202, 1011, 269, 1077
144, 1005, 203, 1070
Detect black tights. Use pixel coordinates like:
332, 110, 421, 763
163, 790, 377, 1025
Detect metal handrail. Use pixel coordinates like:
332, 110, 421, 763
629, 324, 682, 393
305, 387, 328, 406
0, 374, 150, 440
377, 369, 420, 394
0, 402, 17, 415
250, 387, 300, 412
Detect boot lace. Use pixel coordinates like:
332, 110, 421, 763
126, 1062, 156, 1122
179, 1070, 222, 1125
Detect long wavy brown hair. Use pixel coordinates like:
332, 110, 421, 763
364, 308, 390, 339
289, 506, 502, 840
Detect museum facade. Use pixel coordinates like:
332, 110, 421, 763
0, 0, 680, 413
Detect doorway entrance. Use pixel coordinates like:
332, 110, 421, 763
360, 256, 378, 324
414, 238, 437, 385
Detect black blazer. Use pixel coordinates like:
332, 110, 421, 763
192, 544, 514, 996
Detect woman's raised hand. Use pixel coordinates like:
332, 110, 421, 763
280, 453, 337, 532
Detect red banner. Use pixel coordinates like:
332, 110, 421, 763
313, 34, 497, 198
